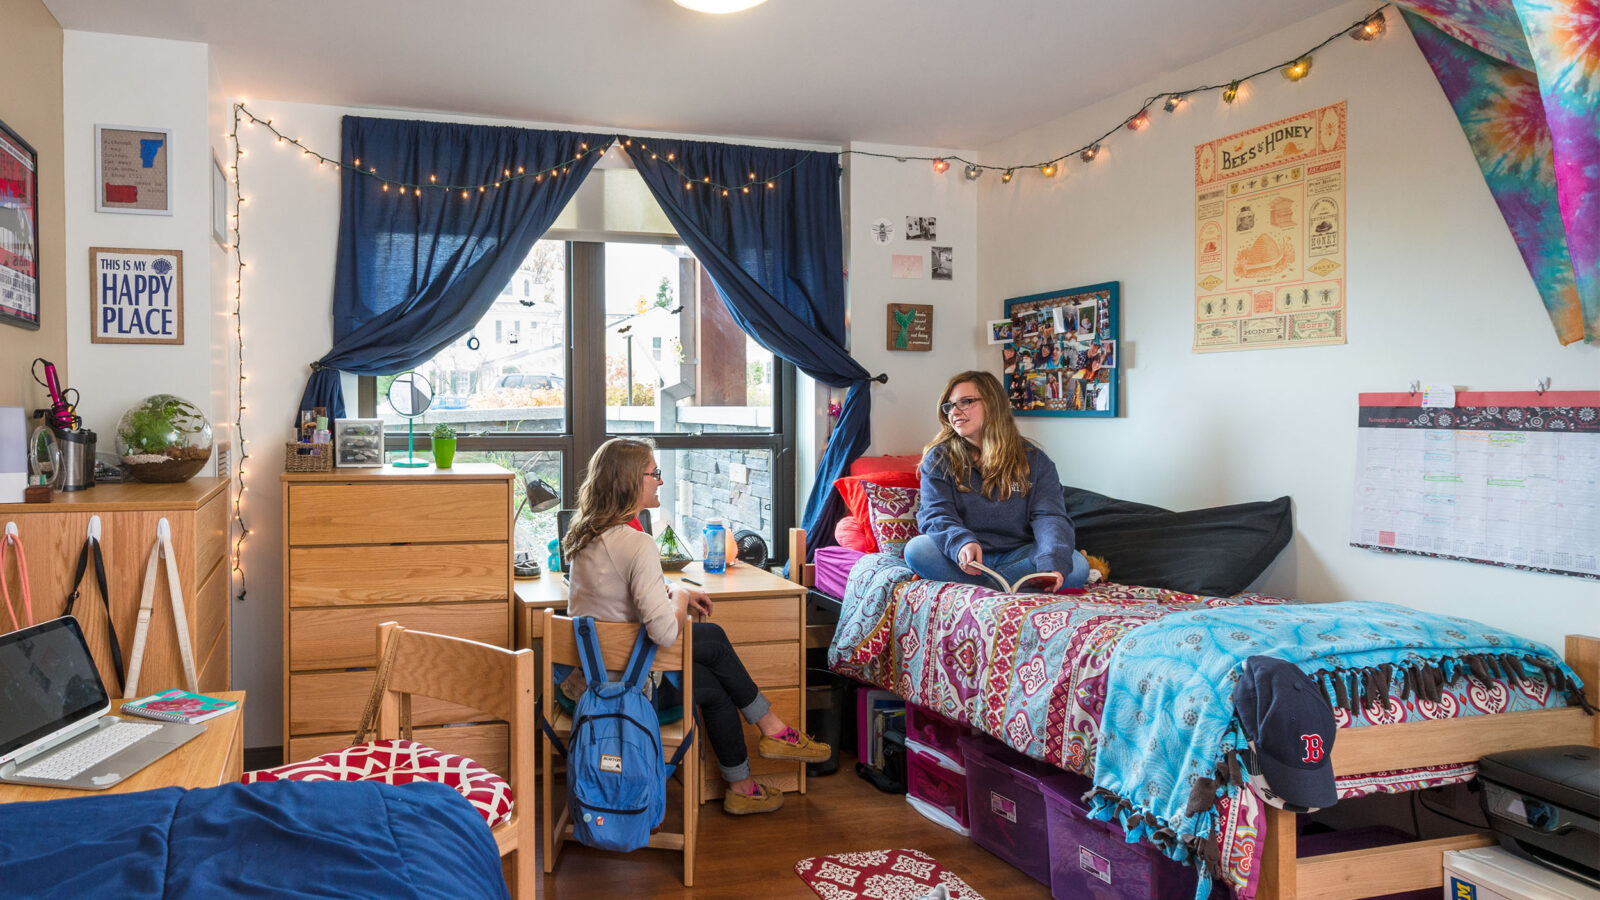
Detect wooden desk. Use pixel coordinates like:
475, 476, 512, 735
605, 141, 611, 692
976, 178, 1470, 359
518, 563, 810, 802
0, 691, 246, 803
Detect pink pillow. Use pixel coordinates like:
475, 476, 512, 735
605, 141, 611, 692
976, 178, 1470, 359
834, 515, 874, 552
243, 739, 513, 827
862, 483, 922, 558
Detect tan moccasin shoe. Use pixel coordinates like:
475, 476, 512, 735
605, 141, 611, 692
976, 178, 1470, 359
758, 728, 832, 762
723, 782, 784, 815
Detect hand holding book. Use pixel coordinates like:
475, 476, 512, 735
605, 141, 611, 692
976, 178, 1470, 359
967, 560, 1064, 594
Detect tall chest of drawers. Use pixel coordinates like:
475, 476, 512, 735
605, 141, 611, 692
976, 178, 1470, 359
280, 465, 514, 774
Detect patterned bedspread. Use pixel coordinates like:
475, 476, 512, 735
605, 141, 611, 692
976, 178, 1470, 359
827, 553, 1584, 900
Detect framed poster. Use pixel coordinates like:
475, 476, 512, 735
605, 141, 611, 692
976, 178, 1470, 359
886, 303, 932, 351
0, 118, 40, 330
95, 124, 172, 215
1002, 281, 1120, 417
89, 247, 183, 344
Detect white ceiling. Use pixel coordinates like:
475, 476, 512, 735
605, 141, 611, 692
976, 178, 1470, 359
42, 0, 1347, 148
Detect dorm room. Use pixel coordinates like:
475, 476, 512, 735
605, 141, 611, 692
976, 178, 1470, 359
2, 0, 1597, 897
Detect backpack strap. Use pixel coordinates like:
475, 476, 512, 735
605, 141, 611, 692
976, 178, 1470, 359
572, 616, 608, 685
621, 625, 659, 691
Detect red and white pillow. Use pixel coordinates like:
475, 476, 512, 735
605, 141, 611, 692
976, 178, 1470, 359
242, 739, 513, 828
862, 483, 922, 558
833, 469, 922, 553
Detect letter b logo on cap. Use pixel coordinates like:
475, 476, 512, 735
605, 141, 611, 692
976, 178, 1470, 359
1300, 733, 1324, 763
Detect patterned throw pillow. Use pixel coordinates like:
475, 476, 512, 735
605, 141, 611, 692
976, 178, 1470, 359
861, 482, 921, 558
242, 739, 513, 827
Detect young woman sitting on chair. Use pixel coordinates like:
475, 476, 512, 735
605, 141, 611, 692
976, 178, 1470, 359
562, 437, 830, 815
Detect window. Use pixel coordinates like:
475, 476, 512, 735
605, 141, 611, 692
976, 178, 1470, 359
365, 238, 795, 566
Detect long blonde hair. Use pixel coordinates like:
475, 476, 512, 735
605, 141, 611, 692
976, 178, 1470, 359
564, 437, 655, 560
922, 371, 1031, 501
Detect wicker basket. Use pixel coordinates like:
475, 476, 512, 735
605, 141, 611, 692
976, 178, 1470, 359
284, 441, 334, 473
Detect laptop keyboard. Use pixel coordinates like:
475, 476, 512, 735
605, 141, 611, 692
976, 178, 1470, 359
14, 721, 163, 781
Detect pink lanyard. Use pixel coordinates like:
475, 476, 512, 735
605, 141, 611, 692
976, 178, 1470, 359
1, 524, 33, 632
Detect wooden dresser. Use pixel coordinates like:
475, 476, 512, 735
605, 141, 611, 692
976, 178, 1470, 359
280, 465, 514, 775
0, 478, 230, 696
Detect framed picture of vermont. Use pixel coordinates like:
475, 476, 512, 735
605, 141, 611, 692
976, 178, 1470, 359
1001, 281, 1120, 418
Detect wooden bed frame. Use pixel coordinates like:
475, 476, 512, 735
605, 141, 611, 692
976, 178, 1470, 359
786, 528, 1600, 900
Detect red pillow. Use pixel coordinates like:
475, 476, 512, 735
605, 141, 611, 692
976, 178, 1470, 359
849, 455, 922, 477
833, 470, 922, 553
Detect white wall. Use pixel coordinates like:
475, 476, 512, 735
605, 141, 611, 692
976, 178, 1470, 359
63, 32, 218, 446
975, 2, 1600, 650
844, 142, 979, 454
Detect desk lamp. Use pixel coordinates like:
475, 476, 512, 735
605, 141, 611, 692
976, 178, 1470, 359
513, 476, 561, 577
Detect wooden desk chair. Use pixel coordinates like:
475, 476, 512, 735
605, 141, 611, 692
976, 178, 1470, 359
374, 622, 537, 899
540, 608, 697, 886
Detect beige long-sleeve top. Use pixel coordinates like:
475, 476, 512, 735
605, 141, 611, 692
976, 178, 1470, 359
565, 524, 681, 648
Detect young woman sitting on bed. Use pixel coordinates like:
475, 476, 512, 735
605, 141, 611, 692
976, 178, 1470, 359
903, 370, 1095, 592
563, 437, 830, 815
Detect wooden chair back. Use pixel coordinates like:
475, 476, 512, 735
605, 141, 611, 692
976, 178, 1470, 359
374, 622, 536, 899
540, 608, 697, 886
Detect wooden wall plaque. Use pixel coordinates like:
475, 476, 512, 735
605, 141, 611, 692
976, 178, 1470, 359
886, 303, 932, 352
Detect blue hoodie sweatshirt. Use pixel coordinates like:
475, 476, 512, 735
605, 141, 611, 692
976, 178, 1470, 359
916, 443, 1077, 576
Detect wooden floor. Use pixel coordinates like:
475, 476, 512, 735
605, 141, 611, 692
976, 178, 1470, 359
538, 760, 1051, 899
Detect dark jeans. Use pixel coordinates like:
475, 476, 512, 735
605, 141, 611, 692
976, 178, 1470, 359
689, 621, 771, 783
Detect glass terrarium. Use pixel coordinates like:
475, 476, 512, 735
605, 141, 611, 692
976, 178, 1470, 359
115, 394, 214, 483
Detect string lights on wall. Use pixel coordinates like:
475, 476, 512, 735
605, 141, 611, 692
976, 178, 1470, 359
226, 103, 250, 602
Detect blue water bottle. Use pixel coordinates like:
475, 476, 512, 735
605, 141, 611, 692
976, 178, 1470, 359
702, 518, 727, 574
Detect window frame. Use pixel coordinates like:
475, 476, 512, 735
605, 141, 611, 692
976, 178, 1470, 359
359, 239, 797, 565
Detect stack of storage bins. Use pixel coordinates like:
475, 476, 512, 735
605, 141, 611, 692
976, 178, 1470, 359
904, 704, 972, 833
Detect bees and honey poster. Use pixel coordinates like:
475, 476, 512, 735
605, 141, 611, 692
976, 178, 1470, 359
1193, 101, 1346, 352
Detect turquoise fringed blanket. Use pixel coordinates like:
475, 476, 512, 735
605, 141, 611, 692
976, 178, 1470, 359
1086, 600, 1584, 899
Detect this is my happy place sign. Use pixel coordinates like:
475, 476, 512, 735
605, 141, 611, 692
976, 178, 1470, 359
90, 247, 183, 344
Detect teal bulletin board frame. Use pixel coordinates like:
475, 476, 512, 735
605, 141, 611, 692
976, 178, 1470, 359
1002, 281, 1120, 417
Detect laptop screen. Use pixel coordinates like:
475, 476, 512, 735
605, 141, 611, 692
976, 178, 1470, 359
0, 617, 110, 762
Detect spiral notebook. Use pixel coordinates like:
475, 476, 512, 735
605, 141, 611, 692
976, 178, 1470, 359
120, 689, 238, 725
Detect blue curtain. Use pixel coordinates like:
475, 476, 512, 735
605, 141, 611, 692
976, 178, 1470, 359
620, 137, 874, 559
299, 116, 615, 416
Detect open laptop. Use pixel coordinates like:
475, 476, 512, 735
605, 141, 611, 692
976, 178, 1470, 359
0, 616, 204, 790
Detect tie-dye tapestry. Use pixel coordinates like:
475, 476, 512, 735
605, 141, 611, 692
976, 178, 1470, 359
1396, 1, 1599, 345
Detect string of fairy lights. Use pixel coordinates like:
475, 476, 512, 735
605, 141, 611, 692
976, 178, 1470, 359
222, 5, 1387, 601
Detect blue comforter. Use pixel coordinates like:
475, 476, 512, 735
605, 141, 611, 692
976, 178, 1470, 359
0, 780, 507, 899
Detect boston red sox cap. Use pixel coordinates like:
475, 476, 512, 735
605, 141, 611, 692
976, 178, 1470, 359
1233, 655, 1337, 812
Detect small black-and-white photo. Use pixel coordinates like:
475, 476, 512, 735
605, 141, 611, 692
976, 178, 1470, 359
905, 216, 937, 241
931, 246, 952, 280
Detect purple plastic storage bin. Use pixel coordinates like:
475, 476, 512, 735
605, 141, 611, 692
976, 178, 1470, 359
905, 703, 970, 766
960, 734, 1085, 885
907, 743, 969, 830
1043, 775, 1202, 900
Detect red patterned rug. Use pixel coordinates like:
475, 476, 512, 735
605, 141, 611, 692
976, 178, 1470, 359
795, 849, 985, 900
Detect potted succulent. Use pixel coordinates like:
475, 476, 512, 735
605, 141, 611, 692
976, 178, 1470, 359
115, 394, 213, 483
430, 423, 457, 468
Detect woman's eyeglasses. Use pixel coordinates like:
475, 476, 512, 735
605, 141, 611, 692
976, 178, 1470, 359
645, 468, 663, 482
940, 397, 981, 417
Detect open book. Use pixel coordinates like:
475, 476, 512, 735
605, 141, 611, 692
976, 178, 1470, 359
967, 561, 1061, 593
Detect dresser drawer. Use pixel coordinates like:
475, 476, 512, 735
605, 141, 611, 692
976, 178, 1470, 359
287, 482, 508, 546
289, 723, 510, 780
707, 597, 799, 644
732, 641, 799, 687
289, 543, 508, 607
289, 602, 508, 670
289, 671, 492, 734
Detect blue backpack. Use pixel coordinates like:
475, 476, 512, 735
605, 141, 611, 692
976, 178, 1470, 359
542, 617, 694, 853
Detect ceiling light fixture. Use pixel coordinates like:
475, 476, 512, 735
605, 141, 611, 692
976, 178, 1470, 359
673, 0, 768, 12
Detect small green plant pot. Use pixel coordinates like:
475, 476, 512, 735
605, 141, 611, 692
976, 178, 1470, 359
432, 437, 457, 468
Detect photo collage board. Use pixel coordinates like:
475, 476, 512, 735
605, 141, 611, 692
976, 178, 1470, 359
1000, 281, 1120, 417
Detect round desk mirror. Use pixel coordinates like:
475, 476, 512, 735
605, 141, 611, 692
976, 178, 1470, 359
387, 372, 434, 468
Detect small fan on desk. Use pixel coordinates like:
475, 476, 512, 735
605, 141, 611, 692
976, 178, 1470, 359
734, 529, 768, 569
